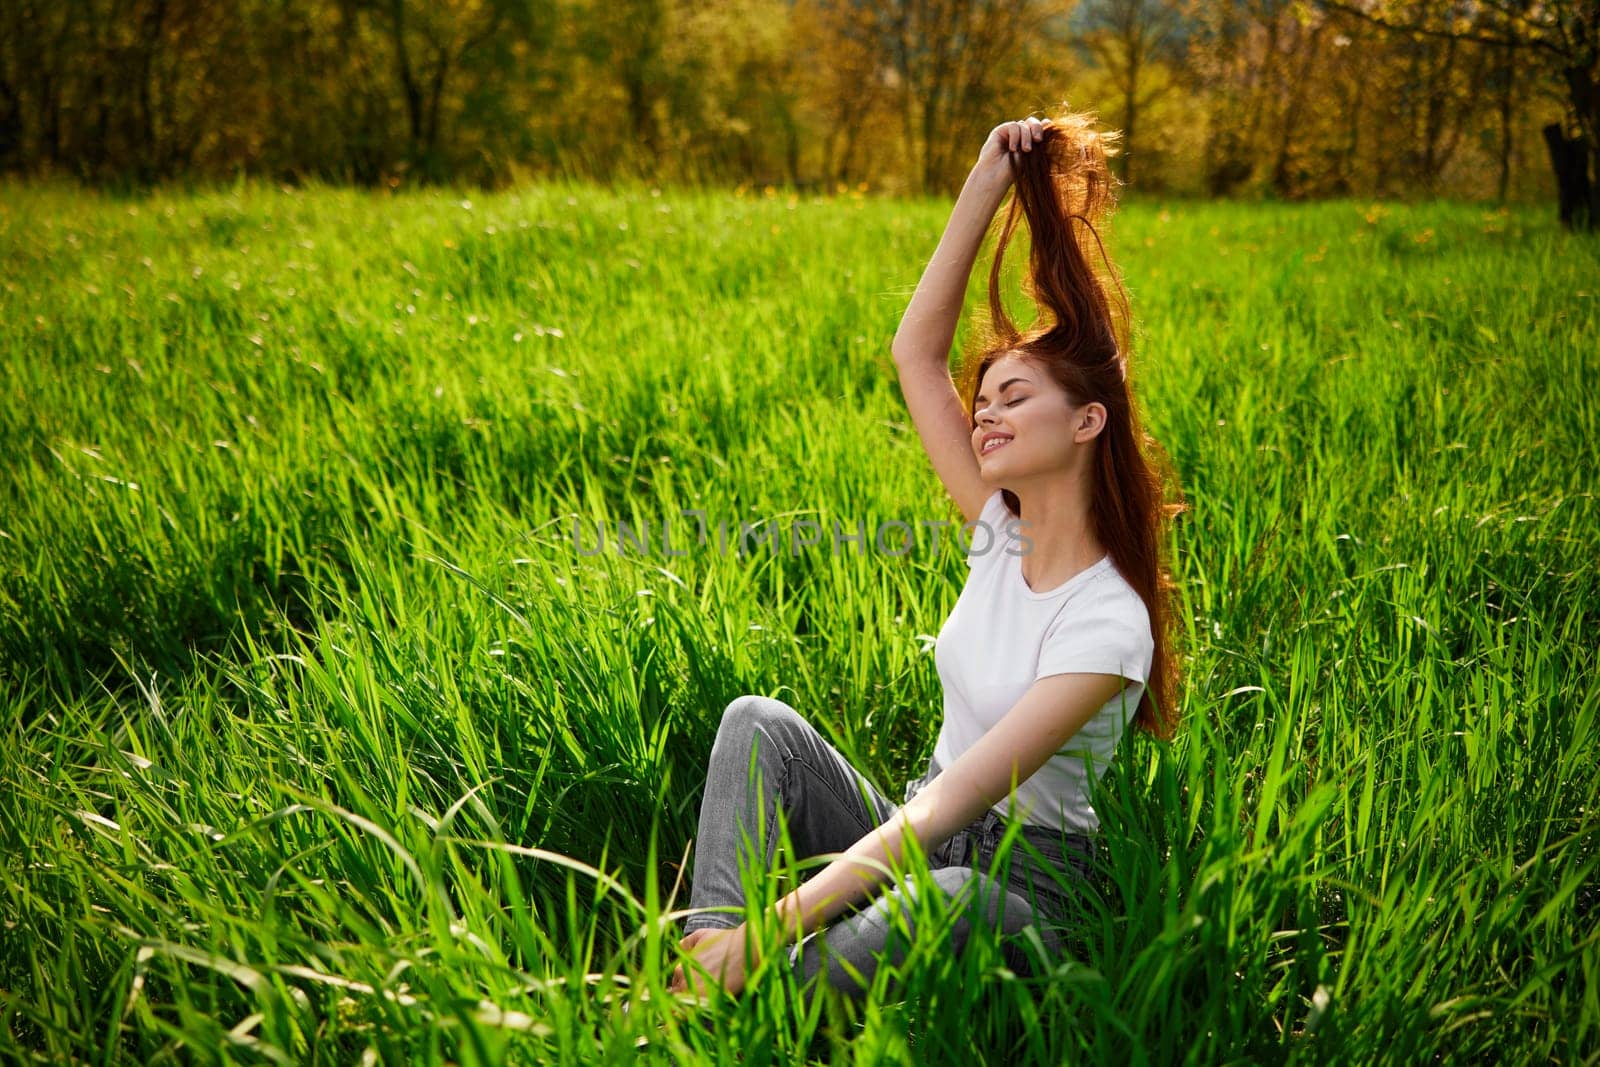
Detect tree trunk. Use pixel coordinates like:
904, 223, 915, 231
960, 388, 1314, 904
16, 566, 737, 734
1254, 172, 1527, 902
1123, 45, 1138, 186
388, 0, 425, 152
783, 106, 800, 187
920, 0, 962, 194
1419, 32, 1469, 191
1272, 21, 1325, 196
835, 112, 862, 185
41, 69, 60, 167
621, 70, 660, 162
423, 44, 449, 164
0, 75, 19, 172
1496, 39, 1514, 203
1336, 65, 1366, 196
1563, 61, 1600, 231
1544, 121, 1595, 231
134, 0, 169, 182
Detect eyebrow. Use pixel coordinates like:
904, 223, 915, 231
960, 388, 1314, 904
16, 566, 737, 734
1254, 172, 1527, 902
976, 377, 1031, 404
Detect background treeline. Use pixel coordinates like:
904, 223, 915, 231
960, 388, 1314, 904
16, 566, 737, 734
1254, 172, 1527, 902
0, 0, 1594, 210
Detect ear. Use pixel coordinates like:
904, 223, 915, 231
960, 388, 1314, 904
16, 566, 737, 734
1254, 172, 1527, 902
1073, 402, 1108, 443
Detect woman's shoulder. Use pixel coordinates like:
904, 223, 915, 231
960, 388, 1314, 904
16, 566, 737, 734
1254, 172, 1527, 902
1088, 559, 1153, 635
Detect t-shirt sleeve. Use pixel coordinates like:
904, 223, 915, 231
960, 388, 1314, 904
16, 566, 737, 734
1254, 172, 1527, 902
964, 490, 1009, 569
1035, 593, 1154, 686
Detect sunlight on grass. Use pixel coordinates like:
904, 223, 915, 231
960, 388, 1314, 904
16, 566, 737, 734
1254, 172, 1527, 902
1, 180, 1596, 1062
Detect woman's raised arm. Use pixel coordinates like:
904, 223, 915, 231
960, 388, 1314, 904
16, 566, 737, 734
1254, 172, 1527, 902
891, 118, 1050, 526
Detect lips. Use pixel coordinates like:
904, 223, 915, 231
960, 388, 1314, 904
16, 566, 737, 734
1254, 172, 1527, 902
980, 433, 1012, 454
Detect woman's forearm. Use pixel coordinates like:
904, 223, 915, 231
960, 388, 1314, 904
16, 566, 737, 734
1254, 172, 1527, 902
891, 163, 1013, 366
761, 784, 972, 950
766, 816, 911, 948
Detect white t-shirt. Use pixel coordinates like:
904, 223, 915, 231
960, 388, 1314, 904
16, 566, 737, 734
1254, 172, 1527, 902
930, 488, 1155, 836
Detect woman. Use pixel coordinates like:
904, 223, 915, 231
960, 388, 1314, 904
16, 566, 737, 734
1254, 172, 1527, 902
665, 107, 1185, 1011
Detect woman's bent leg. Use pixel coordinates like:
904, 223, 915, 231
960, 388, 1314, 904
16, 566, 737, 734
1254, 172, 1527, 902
683, 695, 901, 934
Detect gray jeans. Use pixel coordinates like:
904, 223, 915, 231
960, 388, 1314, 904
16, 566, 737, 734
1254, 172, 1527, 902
681, 694, 1098, 1008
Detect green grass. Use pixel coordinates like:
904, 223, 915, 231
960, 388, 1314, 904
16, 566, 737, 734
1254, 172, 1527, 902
1, 177, 1596, 1064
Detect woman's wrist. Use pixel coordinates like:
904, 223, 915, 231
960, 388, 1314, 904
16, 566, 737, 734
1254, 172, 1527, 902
963, 159, 1014, 200
956, 165, 1014, 222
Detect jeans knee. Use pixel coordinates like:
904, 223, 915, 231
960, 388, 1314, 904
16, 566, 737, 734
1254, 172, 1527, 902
929, 867, 971, 898
718, 694, 796, 741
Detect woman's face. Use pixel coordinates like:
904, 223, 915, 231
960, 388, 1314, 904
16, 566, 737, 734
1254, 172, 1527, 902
971, 353, 1098, 481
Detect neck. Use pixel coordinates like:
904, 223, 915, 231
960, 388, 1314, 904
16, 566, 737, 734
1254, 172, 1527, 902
1008, 474, 1104, 591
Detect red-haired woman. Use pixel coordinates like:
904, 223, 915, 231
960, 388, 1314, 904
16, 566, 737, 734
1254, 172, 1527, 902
666, 109, 1185, 1014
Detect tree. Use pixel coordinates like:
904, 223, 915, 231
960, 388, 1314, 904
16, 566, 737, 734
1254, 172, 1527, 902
1315, 0, 1600, 230
792, 0, 901, 187
359, 0, 520, 182
1183, 0, 1295, 196
1074, 0, 1191, 186
830, 0, 1069, 195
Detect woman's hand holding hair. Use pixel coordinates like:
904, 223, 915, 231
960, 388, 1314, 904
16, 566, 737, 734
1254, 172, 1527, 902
975, 116, 1053, 184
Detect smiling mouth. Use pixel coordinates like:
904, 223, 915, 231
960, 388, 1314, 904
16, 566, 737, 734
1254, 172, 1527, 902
981, 437, 1012, 455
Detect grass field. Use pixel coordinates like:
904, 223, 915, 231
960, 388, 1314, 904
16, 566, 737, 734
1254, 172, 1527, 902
2, 179, 1597, 1064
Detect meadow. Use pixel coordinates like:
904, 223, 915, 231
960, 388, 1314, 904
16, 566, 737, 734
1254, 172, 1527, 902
1, 178, 1596, 1064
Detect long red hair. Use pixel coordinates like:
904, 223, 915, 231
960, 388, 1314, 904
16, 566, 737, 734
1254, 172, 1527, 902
956, 105, 1187, 741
